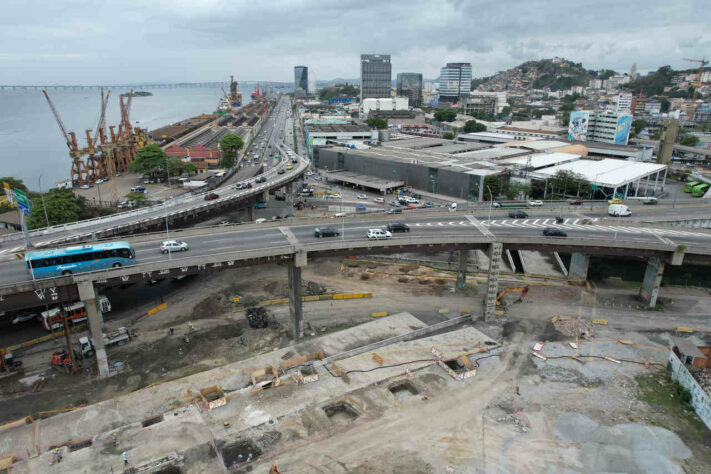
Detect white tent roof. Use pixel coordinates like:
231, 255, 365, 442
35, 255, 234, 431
534, 159, 667, 188
501, 152, 581, 169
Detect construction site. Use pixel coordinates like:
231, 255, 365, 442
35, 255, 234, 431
1, 252, 710, 473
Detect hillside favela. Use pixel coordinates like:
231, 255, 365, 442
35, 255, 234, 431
1, 1, 711, 472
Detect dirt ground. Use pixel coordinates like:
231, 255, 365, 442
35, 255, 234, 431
2, 256, 711, 472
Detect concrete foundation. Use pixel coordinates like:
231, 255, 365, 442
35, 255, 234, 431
484, 242, 503, 321
456, 250, 467, 289
246, 205, 254, 222
77, 281, 109, 378
568, 253, 590, 282
639, 256, 665, 308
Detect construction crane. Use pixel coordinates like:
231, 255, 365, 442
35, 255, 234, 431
43, 90, 88, 185
683, 58, 709, 117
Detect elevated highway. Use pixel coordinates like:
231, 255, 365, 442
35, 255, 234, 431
1, 209, 709, 377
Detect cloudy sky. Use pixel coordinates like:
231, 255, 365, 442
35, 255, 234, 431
2, 0, 709, 84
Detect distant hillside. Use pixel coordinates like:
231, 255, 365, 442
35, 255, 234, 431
472, 58, 604, 92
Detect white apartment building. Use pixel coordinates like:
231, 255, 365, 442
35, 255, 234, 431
360, 97, 409, 119
614, 92, 633, 114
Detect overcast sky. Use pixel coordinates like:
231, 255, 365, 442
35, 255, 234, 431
2, 0, 709, 84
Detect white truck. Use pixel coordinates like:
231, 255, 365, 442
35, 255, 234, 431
78, 327, 132, 357
608, 204, 631, 217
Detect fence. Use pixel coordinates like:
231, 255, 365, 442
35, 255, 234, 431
668, 350, 711, 430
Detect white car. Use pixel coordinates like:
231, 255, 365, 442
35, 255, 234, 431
96, 178, 105, 184
356, 193, 367, 199
79, 184, 90, 189
328, 193, 342, 199
255, 218, 268, 224
366, 228, 392, 240
333, 212, 346, 218
528, 200, 543, 207
12, 312, 37, 324
160, 240, 189, 254
373, 197, 385, 203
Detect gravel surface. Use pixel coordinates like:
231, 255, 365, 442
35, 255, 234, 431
554, 412, 691, 473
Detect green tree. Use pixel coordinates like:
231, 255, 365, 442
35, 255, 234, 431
220, 156, 235, 168
548, 170, 590, 197
659, 97, 670, 113
434, 109, 458, 122
219, 134, 244, 162
504, 181, 531, 200
463, 120, 486, 133
365, 118, 388, 130
124, 191, 147, 203
166, 157, 197, 176
183, 163, 197, 175
484, 175, 503, 199
28, 189, 84, 229
0, 176, 28, 193
470, 109, 496, 121
679, 135, 700, 146
442, 131, 455, 139
559, 102, 575, 112
130, 144, 168, 176
632, 119, 648, 135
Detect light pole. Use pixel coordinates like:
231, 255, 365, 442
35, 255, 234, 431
340, 187, 345, 240
164, 200, 171, 260
38, 174, 50, 228
486, 185, 494, 225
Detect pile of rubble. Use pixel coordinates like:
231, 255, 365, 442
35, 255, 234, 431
693, 367, 711, 397
553, 318, 595, 339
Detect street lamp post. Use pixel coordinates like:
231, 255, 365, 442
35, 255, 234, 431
486, 185, 494, 225
164, 200, 171, 260
340, 187, 345, 240
38, 174, 50, 228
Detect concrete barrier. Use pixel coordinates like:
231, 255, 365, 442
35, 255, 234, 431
370, 312, 388, 318
147, 303, 167, 316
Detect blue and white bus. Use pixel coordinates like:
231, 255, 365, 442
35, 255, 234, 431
25, 241, 135, 279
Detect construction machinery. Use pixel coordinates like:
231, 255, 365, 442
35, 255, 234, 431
0, 349, 21, 372
229, 75, 242, 107
496, 286, 529, 306
50, 349, 80, 373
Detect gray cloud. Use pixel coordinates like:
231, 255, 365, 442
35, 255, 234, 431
0, 0, 709, 84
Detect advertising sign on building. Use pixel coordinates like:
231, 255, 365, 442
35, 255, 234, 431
2, 182, 15, 206
614, 115, 633, 145
567, 111, 590, 141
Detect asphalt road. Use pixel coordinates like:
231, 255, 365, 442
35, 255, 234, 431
2, 212, 711, 287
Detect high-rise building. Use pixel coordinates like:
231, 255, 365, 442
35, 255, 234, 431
396, 73, 423, 107
294, 66, 308, 96
567, 110, 633, 145
360, 54, 392, 102
614, 92, 633, 114
629, 63, 637, 81
439, 63, 472, 103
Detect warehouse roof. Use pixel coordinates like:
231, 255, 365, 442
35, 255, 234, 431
534, 159, 667, 188
501, 152, 581, 170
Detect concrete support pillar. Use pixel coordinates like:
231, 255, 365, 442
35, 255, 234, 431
567, 253, 590, 282
638, 256, 665, 308
247, 205, 254, 221
262, 190, 269, 202
456, 250, 468, 289
288, 251, 307, 340
77, 281, 109, 378
484, 242, 503, 321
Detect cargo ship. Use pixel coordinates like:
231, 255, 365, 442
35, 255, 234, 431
215, 75, 242, 115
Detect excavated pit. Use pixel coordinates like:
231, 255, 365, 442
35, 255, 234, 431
68, 439, 92, 452
155, 467, 183, 474
445, 358, 467, 373
389, 380, 419, 400
222, 439, 262, 469
322, 401, 360, 424
142, 414, 164, 428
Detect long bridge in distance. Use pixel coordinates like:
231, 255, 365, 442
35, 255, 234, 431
0, 81, 248, 91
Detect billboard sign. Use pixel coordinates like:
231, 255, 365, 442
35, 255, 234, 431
2, 182, 15, 206
567, 111, 589, 142
14, 188, 30, 215
614, 115, 633, 145
329, 97, 358, 105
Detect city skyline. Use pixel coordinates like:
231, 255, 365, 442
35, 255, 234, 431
1, 0, 709, 84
